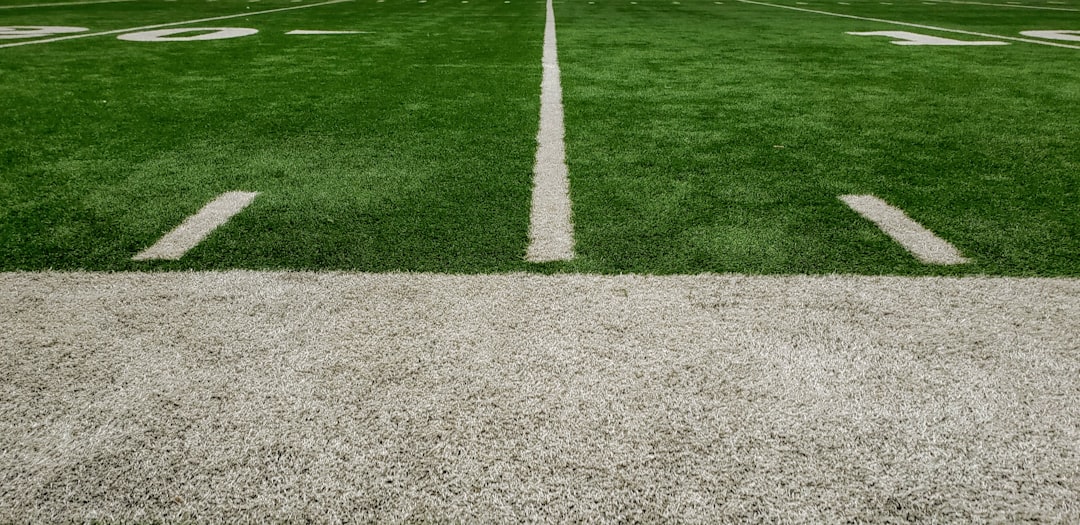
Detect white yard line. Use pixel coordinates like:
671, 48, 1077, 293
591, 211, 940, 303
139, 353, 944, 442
133, 192, 258, 261
0, 0, 353, 49
840, 194, 968, 265
948, 0, 1079, 10
526, 0, 575, 263
0, 0, 134, 9
736, 0, 1080, 49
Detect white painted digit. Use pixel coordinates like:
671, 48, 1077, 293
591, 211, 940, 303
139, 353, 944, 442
1019, 30, 1080, 42
0, 26, 87, 39
117, 27, 258, 42
847, 31, 1008, 46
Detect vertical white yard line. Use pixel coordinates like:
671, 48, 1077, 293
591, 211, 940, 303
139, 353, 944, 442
134, 192, 258, 261
526, 0, 575, 262
840, 194, 969, 265
0, 0, 353, 49
736, 0, 1080, 50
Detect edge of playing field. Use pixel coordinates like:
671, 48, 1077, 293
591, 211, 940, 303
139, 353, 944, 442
3, 270, 1078, 523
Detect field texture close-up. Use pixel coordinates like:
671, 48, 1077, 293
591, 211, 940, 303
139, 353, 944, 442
1, 0, 1078, 522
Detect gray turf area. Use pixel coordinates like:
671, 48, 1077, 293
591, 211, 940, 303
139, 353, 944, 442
1, 271, 1078, 523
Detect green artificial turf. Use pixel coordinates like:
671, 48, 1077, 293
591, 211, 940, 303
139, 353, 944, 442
558, 0, 1080, 275
1, 0, 1077, 275
0, 0, 543, 272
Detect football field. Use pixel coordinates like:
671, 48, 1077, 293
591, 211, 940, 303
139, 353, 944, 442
1, 0, 1077, 273
2, 0, 1079, 522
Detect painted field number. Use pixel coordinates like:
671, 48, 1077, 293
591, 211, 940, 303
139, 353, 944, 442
0, 25, 87, 39
847, 31, 1008, 46
1019, 30, 1080, 42
117, 27, 259, 42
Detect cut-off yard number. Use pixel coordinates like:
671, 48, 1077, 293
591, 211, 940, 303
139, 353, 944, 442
1019, 30, 1080, 41
0, 26, 87, 39
117, 27, 258, 42
0, 25, 362, 42
847, 31, 1007, 45
848, 29, 1080, 45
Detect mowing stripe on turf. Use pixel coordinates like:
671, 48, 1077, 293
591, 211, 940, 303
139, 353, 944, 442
948, 0, 1080, 11
0, 0, 134, 8
736, 0, 1080, 50
839, 194, 968, 265
526, 0, 574, 263
0, 0, 352, 49
133, 192, 258, 261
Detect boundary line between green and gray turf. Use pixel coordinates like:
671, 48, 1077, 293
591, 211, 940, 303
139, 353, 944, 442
0, 0, 353, 49
0, 0, 134, 9
736, 0, 1080, 50
526, 0, 575, 263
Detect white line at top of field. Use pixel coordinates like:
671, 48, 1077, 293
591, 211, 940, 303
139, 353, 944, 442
0, 0, 134, 9
737, 0, 1080, 50
948, 0, 1079, 11
0, 0, 353, 49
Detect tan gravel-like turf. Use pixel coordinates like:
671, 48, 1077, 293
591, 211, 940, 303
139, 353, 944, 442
2, 271, 1078, 523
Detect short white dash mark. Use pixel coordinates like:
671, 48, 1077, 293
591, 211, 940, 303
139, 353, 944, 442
527, 0, 574, 262
134, 191, 258, 261
287, 29, 370, 34
840, 194, 968, 265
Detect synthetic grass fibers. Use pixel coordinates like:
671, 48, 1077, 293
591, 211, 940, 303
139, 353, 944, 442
2, 272, 1078, 523
133, 191, 257, 261
839, 194, 968, 265
526, 0, 575, 263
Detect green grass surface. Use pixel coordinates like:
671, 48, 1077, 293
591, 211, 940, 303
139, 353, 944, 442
1, 0, 1078, 274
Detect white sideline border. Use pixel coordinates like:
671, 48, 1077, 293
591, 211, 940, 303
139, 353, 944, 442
0, 0, 353, 49
526, 0, 575, 262
134, 191, 258, 261
0, 0, 134, 9
736, 0, 1080, 50
840, 194, 968, 265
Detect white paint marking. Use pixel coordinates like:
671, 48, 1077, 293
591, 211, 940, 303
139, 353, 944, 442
945, 0, 1077, 4
0, 0, 133, 8
0, 0, 352, 49
736, 0, 1080, 49
0, 26, 87, 39
1020, 29, 1080, 41
134, 192, 258, 261
286, 29, 371, 34
840, 195, 968, 265
527, 0, 574, 262
118, 27, 259, 41
848, 30, 1007, 45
